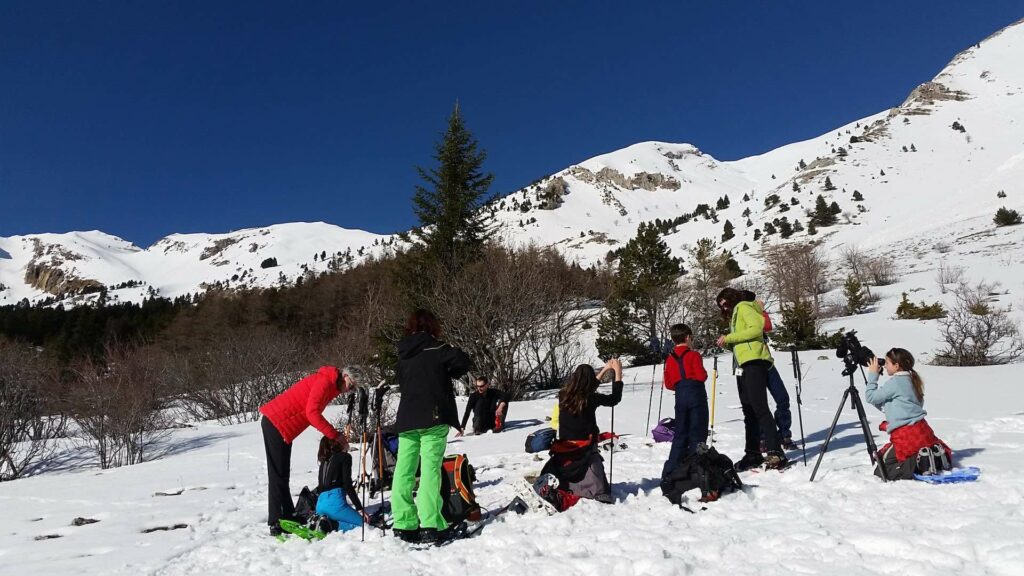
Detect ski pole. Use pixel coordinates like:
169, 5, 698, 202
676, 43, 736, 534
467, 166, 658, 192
645, 362, 658, 437
791, 348, 808, 466
373, 384, 388, 535
709, 355, 718, 444
358, 388, 369, 542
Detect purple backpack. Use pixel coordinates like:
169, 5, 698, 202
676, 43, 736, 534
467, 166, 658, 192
652, 418, 675, 443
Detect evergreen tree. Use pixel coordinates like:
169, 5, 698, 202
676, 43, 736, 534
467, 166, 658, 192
812, 195, 837, 227
753, 229, 762, 241
807, 221, 818, 235
595, 295, 645, 360
824, 176, 836, 191
793, 219, 804, 233
412, 103, 495, 271
722, 220, 735, 242
764, 222, 777, 236
779, 218, 793, 238
792, 181, 800, 192
852, 190, 864, 202
596, 223, 683, 363
994, 207, 1022, 226
844, 275, 867, 315
684, 238, 732, 347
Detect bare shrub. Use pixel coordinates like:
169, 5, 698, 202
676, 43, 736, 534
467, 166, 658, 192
172, 327, 311, 425
935, 260, 965, 294
429, 244, 592, 400
70, 344, 174, 469
934, 281, 1024, 366
0, 341, 65, 481
864, 257, 899, 286
760, 242, 830, 314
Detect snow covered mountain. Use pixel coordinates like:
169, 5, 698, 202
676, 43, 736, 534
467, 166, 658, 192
494, 17, 1024, 271
3, 17, 1024, 306
0, 223, 387, 306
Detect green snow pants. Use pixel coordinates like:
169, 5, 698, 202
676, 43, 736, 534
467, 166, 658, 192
391, 424, 449, 531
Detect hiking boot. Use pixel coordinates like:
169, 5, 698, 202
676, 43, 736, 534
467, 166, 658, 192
764, 452, 789, 470
269, 524, 284, 537
734, 453, 765, 472
419, 523, 464, 544
781, 437, 798, 451
393, 528, 420, 543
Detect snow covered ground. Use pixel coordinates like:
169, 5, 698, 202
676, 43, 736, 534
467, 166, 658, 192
2, 310, 1023, 575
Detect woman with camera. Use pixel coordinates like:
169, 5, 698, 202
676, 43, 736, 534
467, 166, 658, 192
715, 288, 787, 471
866, 348, 951, 480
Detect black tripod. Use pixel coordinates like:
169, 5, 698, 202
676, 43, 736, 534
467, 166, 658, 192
809, 367, 889, 482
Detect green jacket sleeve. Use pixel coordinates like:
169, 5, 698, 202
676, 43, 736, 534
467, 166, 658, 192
723, 304, 765, 345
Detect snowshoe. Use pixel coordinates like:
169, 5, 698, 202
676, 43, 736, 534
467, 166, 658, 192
734, 454, 765, 472
277, 519, 326, 541
764, 452, 789, 471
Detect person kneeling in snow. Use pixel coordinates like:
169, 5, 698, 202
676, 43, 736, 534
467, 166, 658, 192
314, 436, 370, 532
866, 349, 952, 480
541, 359, 624, 507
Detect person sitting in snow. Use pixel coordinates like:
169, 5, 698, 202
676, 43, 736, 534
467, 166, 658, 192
460, 375, 509, 435
314, 435, 370, 532
542, 358, 623, 506
866, 348, 952, 480
259, 366, 356, 536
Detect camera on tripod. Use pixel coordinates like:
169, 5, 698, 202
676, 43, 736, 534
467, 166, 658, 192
834, 330, 882, 377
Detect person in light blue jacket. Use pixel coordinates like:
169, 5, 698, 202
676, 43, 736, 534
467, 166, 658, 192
865, 348, 950, 480
865, 350, 926, 431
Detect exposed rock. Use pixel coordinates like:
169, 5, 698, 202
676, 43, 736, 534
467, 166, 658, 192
568, 166, 680, 191
71, 517, 100, 526
537, 177, 568, 210
200, 237, 241, 261
896, 81, 970, 116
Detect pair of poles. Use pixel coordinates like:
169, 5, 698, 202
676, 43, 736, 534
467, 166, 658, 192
350, 385, 390, 542
644, 347, 806, 466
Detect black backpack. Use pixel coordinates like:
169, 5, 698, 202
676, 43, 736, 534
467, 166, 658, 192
440, 454, 482, 524
661, 444, 742, 506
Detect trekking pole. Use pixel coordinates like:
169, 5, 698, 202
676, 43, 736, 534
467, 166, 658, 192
791, 348, 808, 466
645, 347, 659, 437
709, 354, 718, 444
372, 384, 388, 536
358, 388, 369, 542
609, 403, 615, 486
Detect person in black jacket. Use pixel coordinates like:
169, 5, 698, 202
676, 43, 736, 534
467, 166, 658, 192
314, 436, 369, 532
460, 376, 509, 435
391, 309, 472, 544
542, 359, 623, 504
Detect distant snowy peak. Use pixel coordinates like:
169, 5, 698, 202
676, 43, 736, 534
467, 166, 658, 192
0, 222, 390, 306
494, 17, 1024, 266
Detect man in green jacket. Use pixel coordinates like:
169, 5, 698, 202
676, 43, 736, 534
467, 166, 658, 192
716, 288, 788, 471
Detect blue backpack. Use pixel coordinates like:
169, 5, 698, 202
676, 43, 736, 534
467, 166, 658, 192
525, 428, 557, 453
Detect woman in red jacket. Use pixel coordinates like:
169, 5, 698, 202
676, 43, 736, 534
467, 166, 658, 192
259, 365, 355, 536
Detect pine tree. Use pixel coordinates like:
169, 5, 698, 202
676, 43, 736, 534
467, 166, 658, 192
792, 181, 800, 193
824, 176, 836, 191
807, 221, 818, 235
753, 229, 762, 241
812, 195, 837, 227
595, 295, 645, 360
722, 220, 735, 242
779, 218, 793, 238
597, 223, 683, 362
793, 219, 804, 233
764, 222, 777, 235
994, 207, 1022, 226
844, 275, 867, 315
412, 103, 495, 271
852, 190, 864, 202
684, 238, 733, 347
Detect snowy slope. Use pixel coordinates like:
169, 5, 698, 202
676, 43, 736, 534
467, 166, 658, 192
3, 18, 1024, 306
0, 223, 388, 306
1, 329, 1022, 575
494, 17, 1024, 271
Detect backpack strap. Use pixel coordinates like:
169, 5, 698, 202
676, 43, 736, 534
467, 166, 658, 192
668, 349, 694, 387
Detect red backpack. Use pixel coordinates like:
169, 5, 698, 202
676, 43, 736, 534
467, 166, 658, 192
441, 454, 481, 523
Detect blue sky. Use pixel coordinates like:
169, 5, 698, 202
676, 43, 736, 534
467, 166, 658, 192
1, 2, 1021, 246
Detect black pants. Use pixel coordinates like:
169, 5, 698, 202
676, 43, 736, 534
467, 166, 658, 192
737, 360, 782, 456
262, 416, 294, 526
473, 408, 507, 434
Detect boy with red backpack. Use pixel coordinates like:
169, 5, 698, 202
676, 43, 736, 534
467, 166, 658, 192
660, 324, 709, 481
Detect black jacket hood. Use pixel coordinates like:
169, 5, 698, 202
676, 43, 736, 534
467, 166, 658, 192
398, 332, 439, 360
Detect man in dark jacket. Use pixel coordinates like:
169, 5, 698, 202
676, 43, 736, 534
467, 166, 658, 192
460, 376, 509, 435
391, 309, 472, 544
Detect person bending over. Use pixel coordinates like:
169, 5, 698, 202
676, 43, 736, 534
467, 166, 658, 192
259, 366, 356, 536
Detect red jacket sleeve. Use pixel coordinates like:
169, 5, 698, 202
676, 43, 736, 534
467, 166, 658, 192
663, 360, 674, 391
684, 351, 708, 383
763, 311, 773, 333
306, 372, 340, 440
